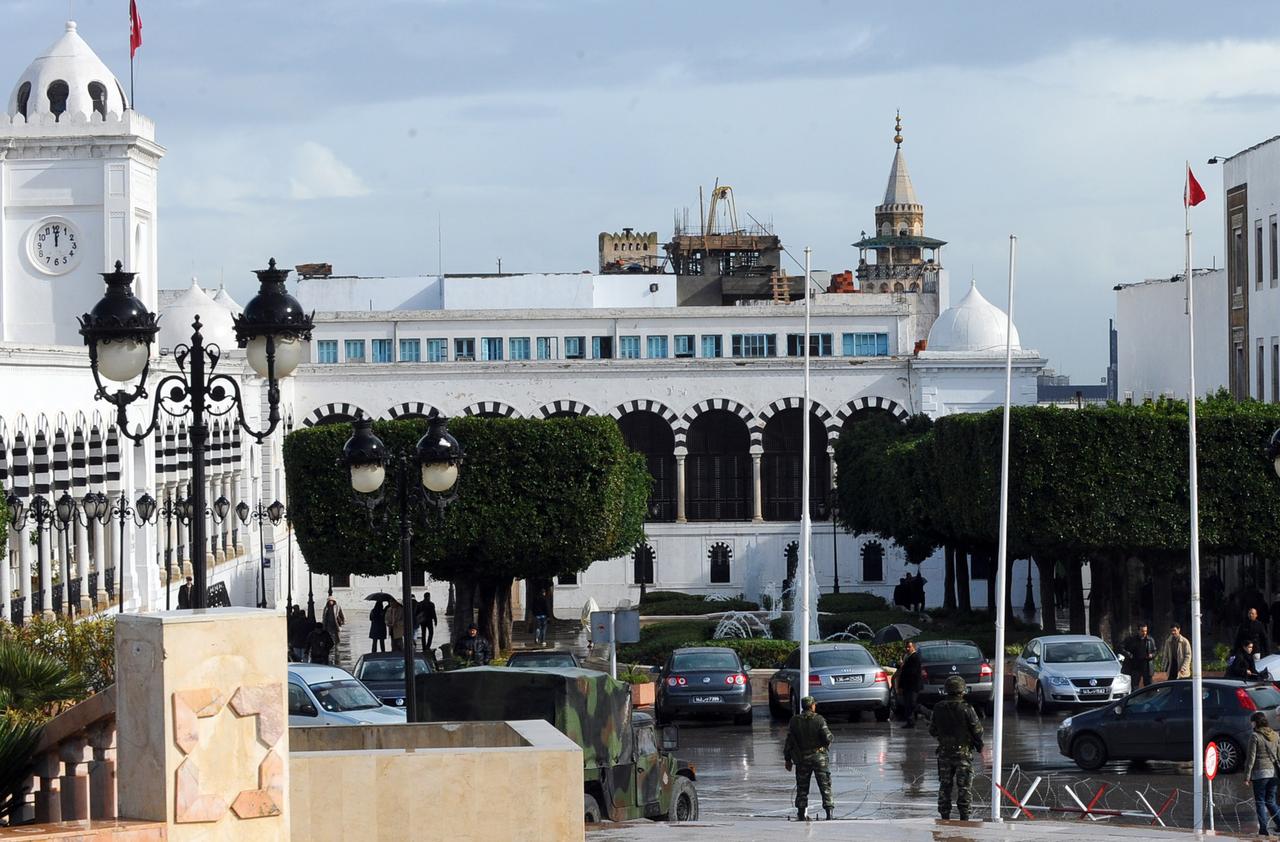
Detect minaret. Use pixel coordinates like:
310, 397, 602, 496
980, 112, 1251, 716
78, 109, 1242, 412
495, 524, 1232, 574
852, 112, 945, 293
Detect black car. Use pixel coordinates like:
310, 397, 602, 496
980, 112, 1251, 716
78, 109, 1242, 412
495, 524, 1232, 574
1057, 679, 1280, 774
913, 640, 995, 714
352, 652, 434, 708
655, 647, 753, 726
506, 650, 581, 669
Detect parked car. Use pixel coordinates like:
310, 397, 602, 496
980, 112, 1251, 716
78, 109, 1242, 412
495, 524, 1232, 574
1057, 679, 1280, 773
911, 640, 995, 715
1014, 635, 1131, 714
767, 642, 890, 721
287, 663, 408, 727
655, 647, 752, 725
506, 650, 581, 669
352, 652, 434, 708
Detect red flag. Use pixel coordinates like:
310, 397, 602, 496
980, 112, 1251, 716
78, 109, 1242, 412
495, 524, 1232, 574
1185, 165, 1206, 208
130, 0, 142, 58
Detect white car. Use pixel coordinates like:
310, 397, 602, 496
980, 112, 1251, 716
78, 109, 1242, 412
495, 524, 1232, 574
288, 663, 408, 727
1013, 635, 1131, 715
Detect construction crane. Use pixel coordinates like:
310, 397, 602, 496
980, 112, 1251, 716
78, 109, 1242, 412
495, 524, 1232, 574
704, 181, 739, 235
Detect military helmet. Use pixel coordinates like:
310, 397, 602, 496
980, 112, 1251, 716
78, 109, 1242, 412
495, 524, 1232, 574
800, 695, 816, 708
944, 675, 966, 695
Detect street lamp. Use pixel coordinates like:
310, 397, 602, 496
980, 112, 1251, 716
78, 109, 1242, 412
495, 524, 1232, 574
7, 492, 57, 621
155, 495, 181, 610
340, 413, 463, 721
109, 491, 157, 613
816, 492, 840, 595
237, 498, 283, 609
78, 260, 313, 609
52, 491, 110, 617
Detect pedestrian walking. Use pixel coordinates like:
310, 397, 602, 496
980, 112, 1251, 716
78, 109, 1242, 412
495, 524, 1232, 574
783, 696, 834, 821
1227, 641, 1263, 681
898, 640, 923, 728
386, 596, 405, 652
929, 675, 983, 821
419, 592, 437, 651
306, 622, 334, 665
177, 576, 193, 609
1246, 710, 1280, 836
368, 599, 387, 653
1159, 623, 1192, 680
531, 587, 551, 646
1124, 624, 1157, 688
323, 597, 346, 650
457, 624, 492, 666
287, 605, 309, 661
912, 573, 928, 612
1238, 607, 1272, 656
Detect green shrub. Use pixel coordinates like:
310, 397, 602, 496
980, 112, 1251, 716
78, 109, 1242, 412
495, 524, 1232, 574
636, 592, 759, 616
0, 616, 115, 696
618, 666, 653, 685
617, 621, 715, 666
818, 592, 890, 613
704, 639, 797, 670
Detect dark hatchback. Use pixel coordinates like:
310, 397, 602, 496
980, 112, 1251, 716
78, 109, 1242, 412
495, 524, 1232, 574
506, 650, 581, 669
1057, 679, 1280, 774
655, 647, 753, 726
915, 640, 995, 714
352, 652, 434, 708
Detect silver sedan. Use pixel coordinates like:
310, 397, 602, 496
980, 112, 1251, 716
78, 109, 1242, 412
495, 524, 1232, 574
767, 643, 891, 721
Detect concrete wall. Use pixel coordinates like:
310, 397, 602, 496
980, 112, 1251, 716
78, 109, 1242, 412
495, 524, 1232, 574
1224, 142, 1280, 401
290, 720, 582, 842
1115, 270, 1228, 401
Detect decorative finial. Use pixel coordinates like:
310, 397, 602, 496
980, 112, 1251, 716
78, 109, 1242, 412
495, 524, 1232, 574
114, 260, 123, 271
268, 258, 277, 270
894, 110, 903, 147
66, 21, 78, 32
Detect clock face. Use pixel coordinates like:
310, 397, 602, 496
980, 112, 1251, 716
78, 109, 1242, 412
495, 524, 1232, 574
29, 218, 81, 275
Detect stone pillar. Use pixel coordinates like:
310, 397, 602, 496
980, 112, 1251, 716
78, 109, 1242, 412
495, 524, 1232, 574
87, 720, 117, 820
116, 608, 288, 840
674, 453, 687, 524
91, 517, 106, 611
59, 736, 90, 820
750, 449, 764, 524
38, 525, 53, 617
76, 518, 91, 614
17, 526, 31, 620
1, 537, 11, 622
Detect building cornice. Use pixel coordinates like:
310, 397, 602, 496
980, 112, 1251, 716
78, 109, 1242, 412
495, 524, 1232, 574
297, 355, 912, 378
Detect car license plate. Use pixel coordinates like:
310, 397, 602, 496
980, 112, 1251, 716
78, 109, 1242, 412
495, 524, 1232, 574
1079, 687, 1108, 696
692, 695, 722, 703
832, 675, 864, 684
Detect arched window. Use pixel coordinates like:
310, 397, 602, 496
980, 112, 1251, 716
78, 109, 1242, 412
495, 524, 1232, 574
893, 282, 905, 292
879, 283, 889, 292
761, 408, 830, 521
88, 81, 107, 117
709, 542, 732, 584
861, 541, 885, 582
633, 542, 655, 585
16, 82, 30, 118
311, 413, 356, 427
784, 541, 798, 585
618, 410, 675, 522
47, 80, 69, 119
686, 409, 750, 521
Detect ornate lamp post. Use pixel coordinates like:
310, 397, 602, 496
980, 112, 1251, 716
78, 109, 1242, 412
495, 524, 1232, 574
78, 260, 312, 609
108, 491, 157, 612
340, 414, 463, 721
155, 495, 180, 610
817, 491, 841, 595
236, 498, 283, 609
52, 491, 110, 616
7, 493, 58, 621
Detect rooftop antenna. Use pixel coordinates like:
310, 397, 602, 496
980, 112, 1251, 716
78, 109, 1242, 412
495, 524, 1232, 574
437, 212, 443, 276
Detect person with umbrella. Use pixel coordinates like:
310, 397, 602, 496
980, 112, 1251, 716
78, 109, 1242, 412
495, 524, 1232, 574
368, 597, 387, 653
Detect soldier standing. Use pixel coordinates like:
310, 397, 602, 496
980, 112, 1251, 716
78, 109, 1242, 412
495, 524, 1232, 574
929, 675, 983, 821
784, 696, 835, 821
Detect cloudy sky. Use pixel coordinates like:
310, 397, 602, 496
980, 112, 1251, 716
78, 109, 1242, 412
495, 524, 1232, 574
3, 0, 1277, 380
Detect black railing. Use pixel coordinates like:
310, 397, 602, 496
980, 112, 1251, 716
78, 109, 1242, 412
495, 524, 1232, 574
104, 568, 116, 600
88, 571, 99, 602
9, 598, 22, 626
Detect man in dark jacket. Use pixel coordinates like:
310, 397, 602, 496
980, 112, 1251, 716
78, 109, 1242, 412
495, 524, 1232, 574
784, 696, 835, 821
457, 624, 492, 666
1123, 624, 1157, 688
306, 622, 334, 665
177, 576, 193, 610
898, 640, 924, 727
418, 593, 437, 651
1238, 607, 1271, 656
930, 675, 983, 821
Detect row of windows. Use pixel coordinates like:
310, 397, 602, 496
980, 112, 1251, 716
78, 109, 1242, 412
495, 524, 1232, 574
315, 332, 892, 364
626, 540, 887, 587
1256, 214, 1280, 291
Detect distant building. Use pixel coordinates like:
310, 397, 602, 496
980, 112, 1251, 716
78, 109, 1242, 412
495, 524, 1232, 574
598, 228, 661, 274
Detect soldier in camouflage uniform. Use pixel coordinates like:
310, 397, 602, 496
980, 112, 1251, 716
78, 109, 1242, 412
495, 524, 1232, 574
784, 696, 835, 821
929, 675, 983, 820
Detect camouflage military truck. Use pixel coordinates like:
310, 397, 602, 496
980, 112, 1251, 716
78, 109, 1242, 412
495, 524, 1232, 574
417, 666, 699, 823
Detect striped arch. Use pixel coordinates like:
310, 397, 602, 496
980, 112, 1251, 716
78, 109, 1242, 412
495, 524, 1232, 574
836, 396, 910, 426
609, 400, 679, 429
676, 398, 753, 449
461, 401, 521, 419
386, 401, 440, 420
302, 402, 368, 428
752, 397, 838, 450
537, 400, 596, 419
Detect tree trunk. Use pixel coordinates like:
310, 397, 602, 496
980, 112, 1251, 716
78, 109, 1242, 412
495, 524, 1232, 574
496, 577, 514, 652
475, 580, 500, 652
451, 579, 476, 646
956, 547, 972, 612
1151, 555, 1174, 638
1090, 558, 1112, 640
1037, 557, 1056, 632
1068, 559, 1086, 634
985, 552, 996, 615
943, 545, 957, 611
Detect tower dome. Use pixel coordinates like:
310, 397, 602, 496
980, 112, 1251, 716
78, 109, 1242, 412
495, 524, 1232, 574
212, 284, 244, 316
8, 21, 128, 121
926, 281, 1021, 353
159, 279, 237, 353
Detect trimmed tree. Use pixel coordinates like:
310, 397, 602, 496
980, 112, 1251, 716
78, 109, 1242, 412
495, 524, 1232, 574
283, 415, 650, 650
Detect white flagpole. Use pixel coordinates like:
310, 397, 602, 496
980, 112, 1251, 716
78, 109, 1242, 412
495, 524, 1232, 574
990, 234, 1016, 822
799, 247, 813, 692
1186, 161, 1206, 832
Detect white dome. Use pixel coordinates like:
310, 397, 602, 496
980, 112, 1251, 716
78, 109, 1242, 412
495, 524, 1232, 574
212, 284, 244, 316
926, 281, 1021, 353
159, 279, 238, 353
8, 21, 128, 121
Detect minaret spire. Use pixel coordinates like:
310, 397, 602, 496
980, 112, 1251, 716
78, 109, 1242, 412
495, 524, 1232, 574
894, 110, 903, 148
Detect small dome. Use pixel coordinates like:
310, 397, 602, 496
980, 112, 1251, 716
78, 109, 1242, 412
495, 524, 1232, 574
159, 279, 237, 353
8, 22, 128, 121
926, 281, 1020, 353
212, 284, 244, 316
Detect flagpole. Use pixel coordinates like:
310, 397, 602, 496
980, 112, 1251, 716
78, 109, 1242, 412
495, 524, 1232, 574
799, 246, 813, 693
990, 234, 1016, 822
1186, 161, 1206, 833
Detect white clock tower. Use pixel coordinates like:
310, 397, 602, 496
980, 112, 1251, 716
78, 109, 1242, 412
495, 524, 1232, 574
0, 21, 164, 345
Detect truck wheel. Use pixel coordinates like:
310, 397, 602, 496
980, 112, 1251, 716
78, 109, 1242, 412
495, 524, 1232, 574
666, 777, 699, 822
584, 793, 604, 824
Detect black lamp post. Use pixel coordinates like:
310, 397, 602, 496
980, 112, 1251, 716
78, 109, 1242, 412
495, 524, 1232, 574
109, 491, 157, 613
156, 495, 180, 610
817, 492, 841, 595
78, 260, 313, 609
53, 491, 110, 616
237, 498, 284, 609
7, 492, 57, 620
340, 414, 463, 721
